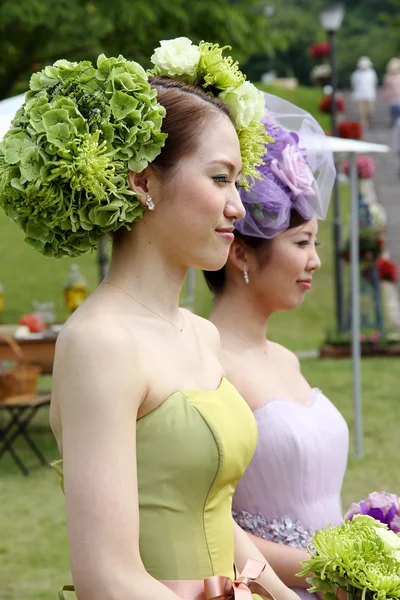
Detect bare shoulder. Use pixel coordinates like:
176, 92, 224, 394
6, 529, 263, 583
55, 312, 140, 375
53, 311, 147, 409
184, 309, 221, 353
56, 311, 136, 356
269, 340, 300, 369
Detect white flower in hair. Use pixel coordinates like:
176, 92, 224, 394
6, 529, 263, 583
221, 81, 265, 129
151, 37, 200, 81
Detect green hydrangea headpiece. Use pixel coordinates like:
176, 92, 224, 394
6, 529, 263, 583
150, 37, 273, 189
0, 55, 167, 257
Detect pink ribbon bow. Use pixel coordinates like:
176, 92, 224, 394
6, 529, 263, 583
204, 559, 275, 600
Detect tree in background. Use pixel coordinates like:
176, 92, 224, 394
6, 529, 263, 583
244, 0, 326, 84
0, 0, 285, 100
1, 0, 399, 100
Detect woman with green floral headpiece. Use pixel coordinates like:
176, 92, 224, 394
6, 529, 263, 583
0, 38, 301, 600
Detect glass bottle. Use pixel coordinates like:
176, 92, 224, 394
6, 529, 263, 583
63, 265, 88, 315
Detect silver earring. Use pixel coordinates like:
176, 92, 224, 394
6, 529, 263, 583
243, 264, 249, 285
146, 195, 155, 211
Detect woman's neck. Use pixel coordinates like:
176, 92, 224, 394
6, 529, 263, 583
105, 226, 187, 320
209, 286, 270, 348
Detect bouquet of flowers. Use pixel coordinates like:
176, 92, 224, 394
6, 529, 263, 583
345, 491, 400, 532
299, 514, 400, 600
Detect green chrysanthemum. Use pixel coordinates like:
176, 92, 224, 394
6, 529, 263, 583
150, 38, 272, 188
0, 55, 167, 257
197, 42, 245, 92
299, 516, 400, 600
238, 122, 274, 191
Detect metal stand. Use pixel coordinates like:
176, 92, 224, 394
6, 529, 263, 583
329, 30, 345, 333
350, 154, 363, 457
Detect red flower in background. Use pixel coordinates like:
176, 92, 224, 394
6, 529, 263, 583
342, 155, 376, 179
309, 41, 331, 60
31, 62, 40, 71
338, 121, 363, 140
319, 95, 345, 114
376, 257, 398, 282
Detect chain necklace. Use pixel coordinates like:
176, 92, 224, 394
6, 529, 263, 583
103, 281, 184, 332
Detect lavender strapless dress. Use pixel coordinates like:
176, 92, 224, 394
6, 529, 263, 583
233, 388, 349, 600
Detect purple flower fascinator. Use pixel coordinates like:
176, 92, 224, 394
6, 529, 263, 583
235, 92, 336, 239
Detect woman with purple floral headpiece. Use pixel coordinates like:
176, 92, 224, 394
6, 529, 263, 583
204, 94, 349, 600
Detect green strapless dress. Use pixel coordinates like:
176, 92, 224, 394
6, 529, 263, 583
53, 378, 263, 598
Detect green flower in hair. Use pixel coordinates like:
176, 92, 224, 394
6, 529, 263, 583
238, 121, 273, 189
150, 37, 273, 191
0, 55, 167, 257
197, 42, 245, 91
150, 37, 200, 82
221, 81, 265, 129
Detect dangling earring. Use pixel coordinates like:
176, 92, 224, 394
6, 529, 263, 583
243, 264, 249, 285
146, 194, 155, 211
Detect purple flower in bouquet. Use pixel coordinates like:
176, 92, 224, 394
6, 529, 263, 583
345, 491, 400, 532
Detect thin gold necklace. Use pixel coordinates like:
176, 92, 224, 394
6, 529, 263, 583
103, 281, 184, 332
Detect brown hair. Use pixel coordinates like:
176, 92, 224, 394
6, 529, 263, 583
203, 210, 308, 295
148, 76, 231, 180
112, 77, 232, 247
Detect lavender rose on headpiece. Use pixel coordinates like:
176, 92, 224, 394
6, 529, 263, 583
235, 116, 320, 239
270, 144, 316, 199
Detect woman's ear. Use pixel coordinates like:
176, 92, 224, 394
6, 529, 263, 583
128, 169, 149, 208
228, 238, 250, 272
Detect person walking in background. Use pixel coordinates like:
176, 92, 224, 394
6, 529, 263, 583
350, 56, 378, 130
383, 57, 400, 127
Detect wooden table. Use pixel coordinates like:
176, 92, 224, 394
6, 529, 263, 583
0, 330, 58, 374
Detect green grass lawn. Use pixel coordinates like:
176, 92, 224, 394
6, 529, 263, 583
1, 357, 400, 600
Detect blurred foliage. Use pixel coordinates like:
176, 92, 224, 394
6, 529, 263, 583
0, 0, 286, 100
1, 0, 399, 99
244, 0, 400, 86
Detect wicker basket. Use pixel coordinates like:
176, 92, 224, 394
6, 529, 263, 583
0, 336, 42, 401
